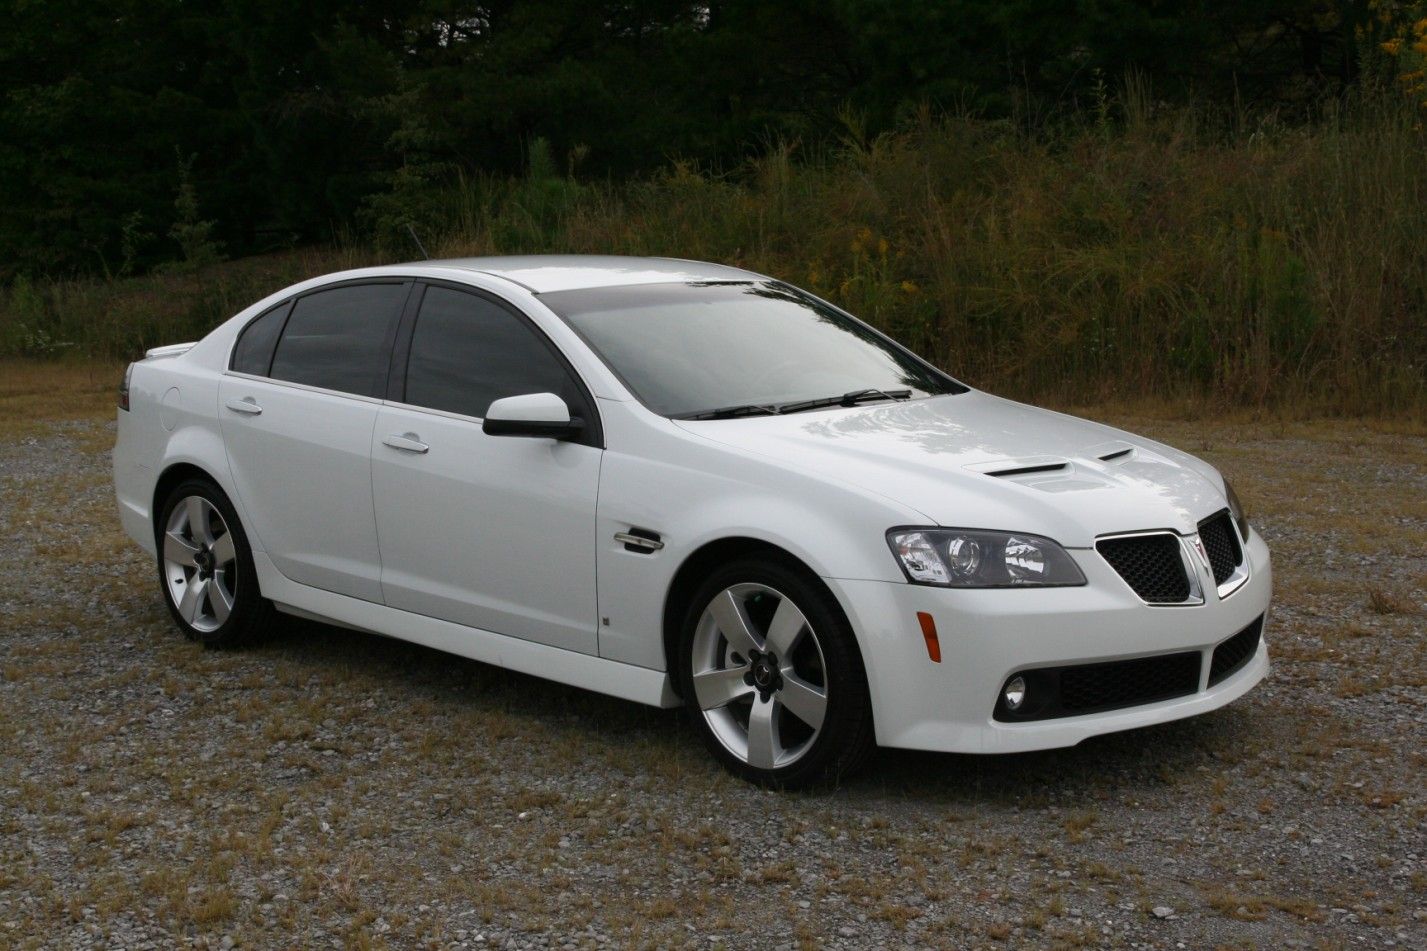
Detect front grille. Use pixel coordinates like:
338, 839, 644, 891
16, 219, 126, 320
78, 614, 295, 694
1097, 533, 1191, 603
995, 651, 1202, 721
1209, 615, 1263, 686
1198, 510, 1243, 586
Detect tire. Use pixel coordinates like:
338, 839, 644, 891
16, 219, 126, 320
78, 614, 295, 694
676, 555, 876, 789
155, 477, 275, 648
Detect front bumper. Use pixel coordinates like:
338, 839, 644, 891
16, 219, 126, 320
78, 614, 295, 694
827, 529, 1272, 754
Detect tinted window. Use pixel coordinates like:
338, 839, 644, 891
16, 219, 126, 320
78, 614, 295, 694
269, 283, 407, 397
544, 281, 963, 417
231, 302, 290, 376
404, 286, 585, 419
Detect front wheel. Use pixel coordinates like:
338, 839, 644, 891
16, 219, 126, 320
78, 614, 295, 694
156, 478, 273, 647
677, 556, 875, 789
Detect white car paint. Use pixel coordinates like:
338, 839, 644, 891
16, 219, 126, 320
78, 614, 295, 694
674, 392, 1229, 547
485, 391, 574, 423
114, 255, 1270, 756
217, 374, 386, 601
371, 398, 602, 654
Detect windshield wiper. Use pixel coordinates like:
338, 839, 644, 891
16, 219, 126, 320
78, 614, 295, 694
777, 388, 912, 415
676, 402, 783, 420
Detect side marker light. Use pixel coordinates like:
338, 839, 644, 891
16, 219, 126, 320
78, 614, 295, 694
916, 611, 942, 663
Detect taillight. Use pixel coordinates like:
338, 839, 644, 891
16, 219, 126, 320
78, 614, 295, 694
118, 363, 133, 411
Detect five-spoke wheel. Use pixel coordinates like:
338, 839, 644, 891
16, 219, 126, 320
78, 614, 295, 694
680, 556, 875, 788
157, 478, 272, 646
163, 494, 238, 632
691, 582, 829, 770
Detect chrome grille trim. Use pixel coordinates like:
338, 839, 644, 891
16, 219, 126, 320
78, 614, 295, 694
1095, 529, 1206, 606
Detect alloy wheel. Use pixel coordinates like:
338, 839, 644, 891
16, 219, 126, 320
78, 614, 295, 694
690, 582, 829, 770
162, 495, 237, 633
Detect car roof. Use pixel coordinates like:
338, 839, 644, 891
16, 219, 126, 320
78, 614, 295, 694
418, 255, 763, 294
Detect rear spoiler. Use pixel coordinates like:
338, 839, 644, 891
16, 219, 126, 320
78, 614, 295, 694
144, 342, 197, 360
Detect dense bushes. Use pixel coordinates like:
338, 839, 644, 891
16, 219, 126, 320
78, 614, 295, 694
6, 93, 1424, 416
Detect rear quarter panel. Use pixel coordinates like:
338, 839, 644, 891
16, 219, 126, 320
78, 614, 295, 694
113, 355, 233, 555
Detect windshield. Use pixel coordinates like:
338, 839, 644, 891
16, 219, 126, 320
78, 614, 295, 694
543, 281, 965, 418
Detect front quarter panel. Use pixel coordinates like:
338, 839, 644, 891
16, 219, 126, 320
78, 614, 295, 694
593, 400, 922, 670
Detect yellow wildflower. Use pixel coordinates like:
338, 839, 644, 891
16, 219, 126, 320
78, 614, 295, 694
900, 280, 919, 294
1382, 38, 1403, 56
877, 238, 889, 257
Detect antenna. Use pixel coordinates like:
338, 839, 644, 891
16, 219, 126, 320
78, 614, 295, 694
405, 223, 430, 261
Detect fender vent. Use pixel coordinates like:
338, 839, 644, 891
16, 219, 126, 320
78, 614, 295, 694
1098, 447, 1133, 462
615, 528, 664, 553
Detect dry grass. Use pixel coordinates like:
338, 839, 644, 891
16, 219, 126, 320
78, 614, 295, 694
1062, 810, 1098, 844
0, 359, 123, 435
1366, 584, 1419, 615
0, 248, 378, 361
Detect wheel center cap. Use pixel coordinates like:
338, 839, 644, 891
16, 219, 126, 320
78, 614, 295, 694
195, 547, 214, 576
745, 650, 781, 697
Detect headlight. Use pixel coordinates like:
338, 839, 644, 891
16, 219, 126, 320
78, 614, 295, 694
886, 529, 1086, 588
1224, 480, 1250, 538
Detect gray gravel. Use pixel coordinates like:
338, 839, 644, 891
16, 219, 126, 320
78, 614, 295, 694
1, 415, 1424, 950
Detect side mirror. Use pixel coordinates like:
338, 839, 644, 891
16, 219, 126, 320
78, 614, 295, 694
482, 392, 584, 440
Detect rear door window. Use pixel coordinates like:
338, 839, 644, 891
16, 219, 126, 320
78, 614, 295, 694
230, 301, 291, 376
269, 283, 408, 398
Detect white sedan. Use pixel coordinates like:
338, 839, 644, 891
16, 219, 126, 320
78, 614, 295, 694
114, 256, 1271, 788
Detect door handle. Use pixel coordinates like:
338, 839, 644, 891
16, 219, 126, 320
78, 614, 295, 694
382, 432, 429, 454
225, 397, 263, 415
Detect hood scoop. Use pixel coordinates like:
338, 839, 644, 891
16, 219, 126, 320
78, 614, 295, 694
984, 461, 1068, 478
965, 454, 1119, 494
1087, 441, 1136, 463
965, 456, 1077, 487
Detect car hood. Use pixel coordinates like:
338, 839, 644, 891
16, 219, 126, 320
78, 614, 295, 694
673, 392, 1229, 549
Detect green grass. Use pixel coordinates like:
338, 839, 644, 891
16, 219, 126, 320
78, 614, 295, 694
4, 92, 1426, 416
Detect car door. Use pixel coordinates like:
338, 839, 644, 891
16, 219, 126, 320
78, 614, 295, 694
371, 282, 603, 655
219, 280, 411, 603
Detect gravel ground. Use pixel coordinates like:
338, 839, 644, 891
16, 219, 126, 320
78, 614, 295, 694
1, 412, 1424, 950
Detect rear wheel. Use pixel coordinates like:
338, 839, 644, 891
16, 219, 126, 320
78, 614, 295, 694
677, 556, 875, 789
156, 478, 273, 647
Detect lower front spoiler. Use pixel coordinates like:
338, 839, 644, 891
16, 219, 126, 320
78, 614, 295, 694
951, 643, 1268, 754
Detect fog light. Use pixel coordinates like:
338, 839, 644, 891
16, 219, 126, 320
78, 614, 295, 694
1003, 675, 1027, 711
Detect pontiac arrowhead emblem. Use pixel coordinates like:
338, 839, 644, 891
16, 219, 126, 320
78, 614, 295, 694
1190, 534, 1210, 570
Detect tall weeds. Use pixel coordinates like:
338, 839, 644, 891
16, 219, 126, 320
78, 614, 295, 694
5, 93, 1424, 416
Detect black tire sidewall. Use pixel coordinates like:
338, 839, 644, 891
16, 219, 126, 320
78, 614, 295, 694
155, 478, 265, 647
677, 555, 875, 789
